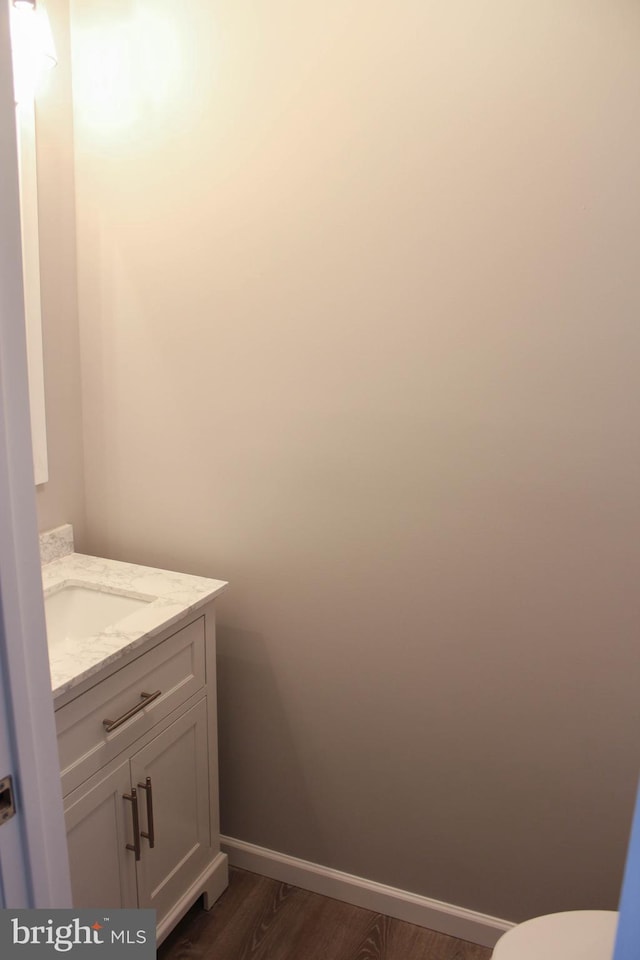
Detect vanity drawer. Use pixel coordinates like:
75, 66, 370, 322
56, 617, 205, 796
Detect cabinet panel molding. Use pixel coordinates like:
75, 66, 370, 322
64, 757, 138, 909
132, 698, 211, 924
57, 617, 205, 796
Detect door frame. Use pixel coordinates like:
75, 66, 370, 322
0, 0, 71, 908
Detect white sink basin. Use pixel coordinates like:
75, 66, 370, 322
45, 584, 154, 648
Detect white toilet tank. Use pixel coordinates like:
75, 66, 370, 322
491, 910, 618, 960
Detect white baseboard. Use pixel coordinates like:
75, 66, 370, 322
221, 836, 513, 949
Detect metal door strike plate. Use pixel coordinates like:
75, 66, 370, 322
0, 775, 16, 824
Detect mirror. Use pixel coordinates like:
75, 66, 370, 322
16, 97, 48, 485
10, 0, 56, 486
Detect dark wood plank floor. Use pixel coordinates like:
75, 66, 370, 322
158, 868, 492, 960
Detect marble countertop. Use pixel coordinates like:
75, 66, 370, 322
41, 527, 227, 701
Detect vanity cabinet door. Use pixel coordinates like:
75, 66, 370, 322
64, 758, 138, 910
131, 698, 211, 924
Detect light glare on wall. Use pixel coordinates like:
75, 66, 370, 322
73, 9, 182, 135
10, 0, 57, 104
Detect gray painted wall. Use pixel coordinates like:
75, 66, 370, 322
39, 0, 640, 922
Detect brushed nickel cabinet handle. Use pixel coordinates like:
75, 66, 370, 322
138, 776, 155, 848
102, 690, 162, 733
124, 788, 141, 861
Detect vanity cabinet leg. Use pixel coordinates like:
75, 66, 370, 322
202, 854, 229, 910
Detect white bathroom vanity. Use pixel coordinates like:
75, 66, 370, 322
41, 525, 228, 944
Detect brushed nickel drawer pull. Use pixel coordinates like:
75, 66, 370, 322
102, 690, 162, 733
124, 788, 141, 861
138, 776, 155, 848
